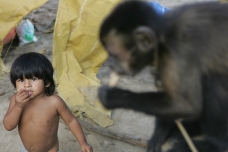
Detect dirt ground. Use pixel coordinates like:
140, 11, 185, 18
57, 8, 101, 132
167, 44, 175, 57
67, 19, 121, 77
0, 0, 214, 152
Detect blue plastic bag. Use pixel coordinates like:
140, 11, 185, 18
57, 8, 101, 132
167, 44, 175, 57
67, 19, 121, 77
147, 1, 169, 15
16, 19, 38, 46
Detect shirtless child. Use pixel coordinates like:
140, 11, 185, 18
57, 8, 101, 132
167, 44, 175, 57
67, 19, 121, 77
3, 52, 93, 152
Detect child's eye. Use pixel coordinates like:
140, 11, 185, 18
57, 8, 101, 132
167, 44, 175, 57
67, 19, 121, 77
17, 79, 24, 82
32, 77, 38, 81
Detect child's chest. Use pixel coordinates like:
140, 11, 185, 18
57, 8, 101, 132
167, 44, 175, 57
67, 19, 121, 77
20, 101, 59, 128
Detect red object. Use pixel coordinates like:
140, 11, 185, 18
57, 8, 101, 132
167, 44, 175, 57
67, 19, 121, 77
3, 27, 16, 45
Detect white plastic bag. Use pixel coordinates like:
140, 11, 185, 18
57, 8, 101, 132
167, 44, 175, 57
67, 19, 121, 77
16, 19, 38, 46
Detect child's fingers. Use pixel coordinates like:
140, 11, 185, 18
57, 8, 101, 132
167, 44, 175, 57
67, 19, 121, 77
23, 97, 30, 103
16, 91, 30, 102
21, 92, 30, 99
87, 147, 93, 152
17, 91, 28, 98
17, 88, 28, 96
16, 88, 23, 94
82, 147, 92, 152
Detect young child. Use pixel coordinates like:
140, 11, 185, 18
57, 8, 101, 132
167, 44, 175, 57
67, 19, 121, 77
3, 52, 93, 152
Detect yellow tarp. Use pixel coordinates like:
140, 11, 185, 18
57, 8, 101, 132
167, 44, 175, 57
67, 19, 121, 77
0, 0, 120, 127
0, 0, 48, 76
53, 0, 121, 127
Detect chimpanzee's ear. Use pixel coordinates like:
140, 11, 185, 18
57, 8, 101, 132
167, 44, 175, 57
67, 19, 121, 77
133, 26, 157, 52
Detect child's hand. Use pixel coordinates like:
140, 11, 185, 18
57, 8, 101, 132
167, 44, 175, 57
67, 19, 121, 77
80, 143, 93, 152
15, 88, 30, 107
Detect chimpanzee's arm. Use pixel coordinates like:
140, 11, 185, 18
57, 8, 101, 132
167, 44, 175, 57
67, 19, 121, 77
98, 69, 202, 120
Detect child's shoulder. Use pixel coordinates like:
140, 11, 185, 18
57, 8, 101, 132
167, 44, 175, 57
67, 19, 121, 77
47, 94, 64, 103
47, 95, 68, 110
44, 95, 65, 107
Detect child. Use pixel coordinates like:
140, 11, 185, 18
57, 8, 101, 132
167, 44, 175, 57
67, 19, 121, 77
3, 52, 93, 152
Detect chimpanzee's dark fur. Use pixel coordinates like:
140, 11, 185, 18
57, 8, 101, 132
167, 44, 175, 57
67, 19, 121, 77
98, 1, 228, 151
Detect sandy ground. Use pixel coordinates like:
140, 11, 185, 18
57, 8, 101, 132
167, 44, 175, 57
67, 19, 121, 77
0, 0, 215, 152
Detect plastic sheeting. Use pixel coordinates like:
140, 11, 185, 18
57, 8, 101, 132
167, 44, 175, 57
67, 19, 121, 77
53, 0, 121, 127
0, 0, 169, 128
0, 0, 48, 76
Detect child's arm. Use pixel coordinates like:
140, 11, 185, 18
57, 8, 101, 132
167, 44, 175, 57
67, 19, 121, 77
55, 97, 93, 152
3, 89, 30, 131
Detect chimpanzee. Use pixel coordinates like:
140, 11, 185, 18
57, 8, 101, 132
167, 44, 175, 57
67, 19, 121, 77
98, 1, 228, 152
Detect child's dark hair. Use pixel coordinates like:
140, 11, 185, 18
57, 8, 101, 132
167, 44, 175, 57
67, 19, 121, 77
10, 52, 55, 96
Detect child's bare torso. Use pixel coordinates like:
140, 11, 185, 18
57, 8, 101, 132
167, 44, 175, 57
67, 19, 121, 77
18, 95, 60, 152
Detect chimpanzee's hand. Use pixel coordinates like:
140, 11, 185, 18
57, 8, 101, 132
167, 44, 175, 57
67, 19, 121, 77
98, 85, 133, 109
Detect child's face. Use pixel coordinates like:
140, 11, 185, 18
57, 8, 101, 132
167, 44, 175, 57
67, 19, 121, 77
15, 76, 46, 99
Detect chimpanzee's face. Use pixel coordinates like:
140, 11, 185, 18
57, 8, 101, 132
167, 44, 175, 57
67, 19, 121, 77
102, 29, 155, 76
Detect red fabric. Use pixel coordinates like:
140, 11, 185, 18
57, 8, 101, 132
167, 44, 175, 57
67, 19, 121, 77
3, 27, 16, 45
